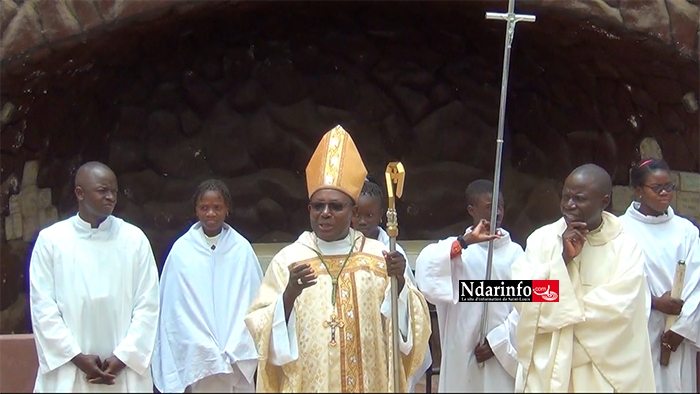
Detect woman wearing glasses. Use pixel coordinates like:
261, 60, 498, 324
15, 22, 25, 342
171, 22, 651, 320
620, 158, 700, 393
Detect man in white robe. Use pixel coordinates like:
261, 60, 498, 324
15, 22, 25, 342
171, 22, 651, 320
621, 202, 700, 392
415, 180, 522, 392
29, 161, 159, 392
512, 164, 655, 392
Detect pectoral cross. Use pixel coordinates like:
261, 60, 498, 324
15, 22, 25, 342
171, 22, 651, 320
323, 313, 344, 346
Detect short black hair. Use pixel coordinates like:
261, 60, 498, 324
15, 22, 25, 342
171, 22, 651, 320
465, 179, 495, 207
630, 158, 670, 188
191, 179, 233, 212
360, 177, 385, 208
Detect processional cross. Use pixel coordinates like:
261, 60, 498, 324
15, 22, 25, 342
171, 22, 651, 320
324, 313, 345, 346
478, 0, 535, 367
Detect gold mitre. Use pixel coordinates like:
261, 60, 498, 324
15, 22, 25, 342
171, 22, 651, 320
306, 125, 368, 202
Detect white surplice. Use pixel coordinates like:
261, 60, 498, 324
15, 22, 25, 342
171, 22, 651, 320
620, 202, 700, 393
152, 222, 263, 393
415, 227, 523, 393
376, 227, 433, 393
512, 212, 655, 392
29, 215, 160, 393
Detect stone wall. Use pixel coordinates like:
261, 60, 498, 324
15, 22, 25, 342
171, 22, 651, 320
2, 0, 698, 71
0, 1, 698, 334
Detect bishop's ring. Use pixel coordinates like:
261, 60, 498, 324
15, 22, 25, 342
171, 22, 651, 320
297, 278, 303, 285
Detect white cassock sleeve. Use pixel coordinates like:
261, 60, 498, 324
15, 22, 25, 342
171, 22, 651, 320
486, 308, 520, 378
381, 280, 413, 355
112, 235, 160, 375
269, 294, 299, 366
415, 238, 460, 305
29, 233, 82, 373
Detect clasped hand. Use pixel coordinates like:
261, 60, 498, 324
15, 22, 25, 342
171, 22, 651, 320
72, 353, 125, 385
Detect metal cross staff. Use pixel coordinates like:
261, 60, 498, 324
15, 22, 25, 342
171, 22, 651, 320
478, 0, 535, 367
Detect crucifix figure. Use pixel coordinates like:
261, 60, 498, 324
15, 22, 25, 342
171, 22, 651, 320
323, 313, 345, 346
477, 0, 535, 368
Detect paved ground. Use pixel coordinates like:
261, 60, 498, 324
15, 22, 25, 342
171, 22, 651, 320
414, 375, 440, 393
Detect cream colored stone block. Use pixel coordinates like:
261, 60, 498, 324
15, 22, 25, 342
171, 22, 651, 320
639, 137, 663, 160
676, 191, 700, 218
5, 213, 22, 241
21, 160, 39, 187
612, 185, 634, 215
5, 216, 14, 241
670, 171, 681, 189
38, 188, 51, 208
38, 206, 58, 229
671, 190, 678, 211
679, 172, 700, 192
22, 214, 39, 242
19, 185, 38, 217
8, 194, 20, 215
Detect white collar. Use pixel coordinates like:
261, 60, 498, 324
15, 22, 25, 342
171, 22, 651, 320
73, 214, 113, 231
625, 201, 674, 225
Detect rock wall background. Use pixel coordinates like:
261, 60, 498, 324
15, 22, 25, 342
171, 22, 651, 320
1, 1, 699, 333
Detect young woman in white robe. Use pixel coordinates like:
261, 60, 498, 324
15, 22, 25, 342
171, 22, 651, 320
415, 180, 522, 393
152, 180, 263, 393
620, 158, 700, 393
351, 179, 432, 393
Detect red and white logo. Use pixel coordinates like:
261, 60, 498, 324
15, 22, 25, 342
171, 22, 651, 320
531, 280, 559, 302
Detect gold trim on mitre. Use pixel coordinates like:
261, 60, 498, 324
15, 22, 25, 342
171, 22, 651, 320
306, 125, 368, 202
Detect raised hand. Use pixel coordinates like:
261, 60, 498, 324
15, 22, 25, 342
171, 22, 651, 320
383, 250, 406, 293
562, 222, 589, 264
283, 262, 317, 321
652, 291, 684, 316
463, 219, 502, 246
285, 262, 317, 299
71, 354, 115, 385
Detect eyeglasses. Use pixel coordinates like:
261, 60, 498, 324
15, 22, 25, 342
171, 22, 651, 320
643, 183, 675, 194
310, 202, 352, 213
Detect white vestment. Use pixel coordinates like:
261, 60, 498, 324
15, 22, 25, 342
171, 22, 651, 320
415, 228, 523, 392
512, 211, 655, 392
620, 203, 700, 392
376, 227, 433, 393
29, 215, 159, 393
152, 223, 263, 393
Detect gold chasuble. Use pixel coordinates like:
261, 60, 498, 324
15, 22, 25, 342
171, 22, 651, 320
245, 125, 431, 392
245, 229, 431, 392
